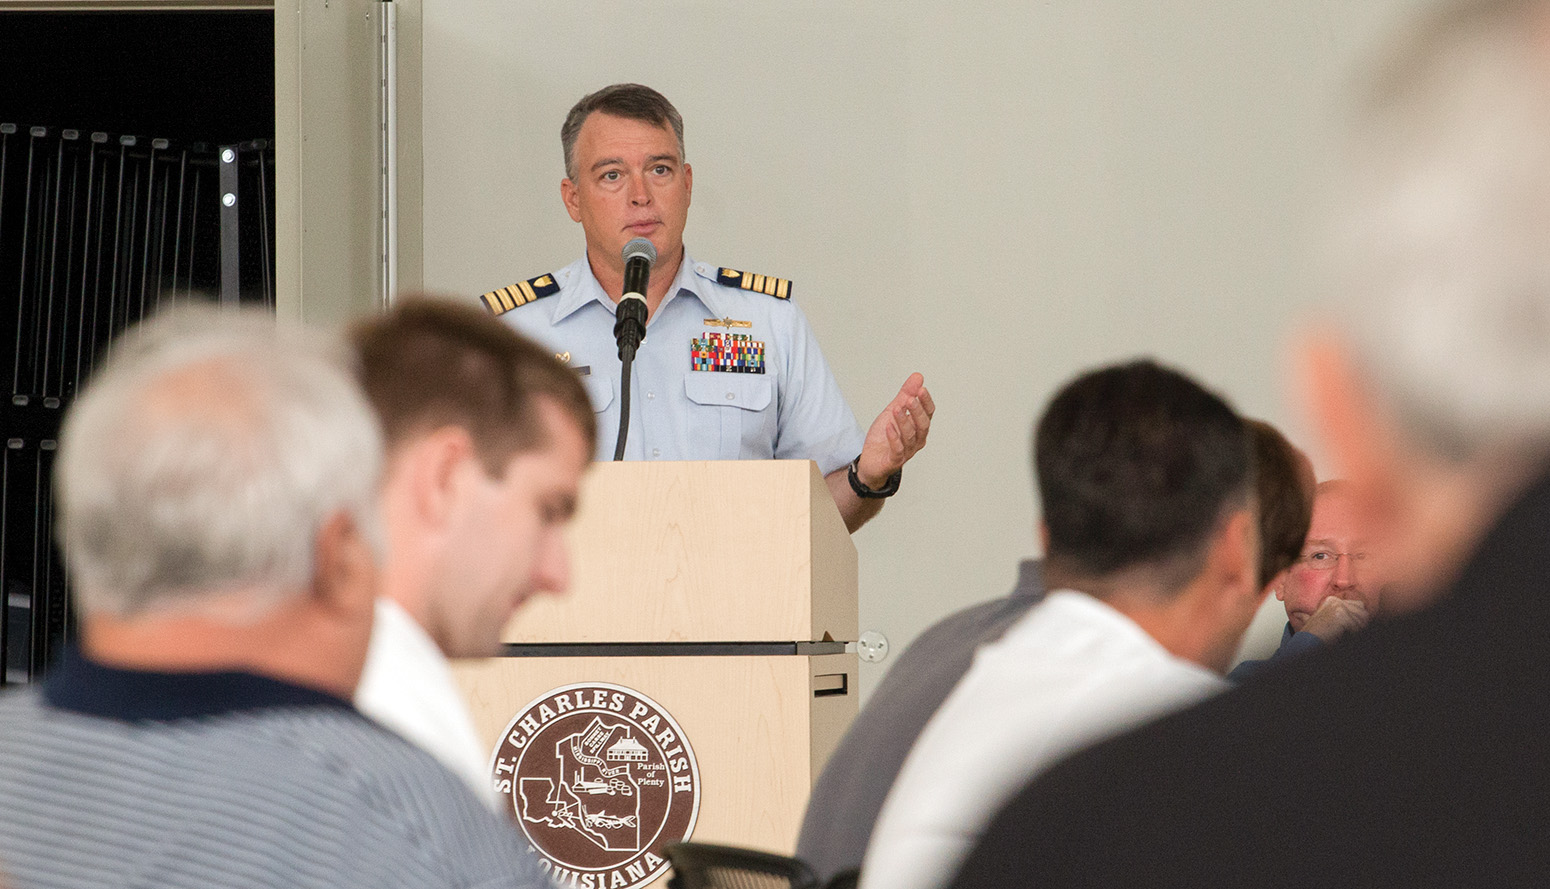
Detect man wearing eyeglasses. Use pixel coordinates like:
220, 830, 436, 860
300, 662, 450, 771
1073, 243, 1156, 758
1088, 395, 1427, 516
1230, 480, 1376, 681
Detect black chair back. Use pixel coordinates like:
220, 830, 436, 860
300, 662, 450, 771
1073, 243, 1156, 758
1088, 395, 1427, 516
663, 842, 820, 889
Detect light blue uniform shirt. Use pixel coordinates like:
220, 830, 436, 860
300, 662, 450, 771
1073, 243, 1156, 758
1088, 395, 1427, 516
497, 252, 865, 475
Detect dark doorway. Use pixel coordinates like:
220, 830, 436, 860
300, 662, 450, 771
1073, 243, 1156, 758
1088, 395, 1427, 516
0, 12, 275, 144
0, 10, 276, 684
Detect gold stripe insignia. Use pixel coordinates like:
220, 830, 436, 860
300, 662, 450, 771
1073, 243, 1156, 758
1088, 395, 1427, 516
711, 265, 792, 300
478, 272, 562, 316
709, 266, 793, 302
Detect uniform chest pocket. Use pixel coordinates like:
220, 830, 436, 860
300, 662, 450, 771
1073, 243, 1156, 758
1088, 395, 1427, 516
582, 374, 614, 413
684, 373, 775, 460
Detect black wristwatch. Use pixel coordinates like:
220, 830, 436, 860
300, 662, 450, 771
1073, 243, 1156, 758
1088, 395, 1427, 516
847, 458, 901, 499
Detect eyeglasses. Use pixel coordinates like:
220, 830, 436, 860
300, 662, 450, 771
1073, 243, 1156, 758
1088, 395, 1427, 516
1298, 549, 1369, 571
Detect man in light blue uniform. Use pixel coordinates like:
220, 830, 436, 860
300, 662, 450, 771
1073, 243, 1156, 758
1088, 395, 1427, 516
481, 83, 933, 532
494, 254, 860, 474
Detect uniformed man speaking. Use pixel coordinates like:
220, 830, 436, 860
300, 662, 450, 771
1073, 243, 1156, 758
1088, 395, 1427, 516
481, 83, 933, 532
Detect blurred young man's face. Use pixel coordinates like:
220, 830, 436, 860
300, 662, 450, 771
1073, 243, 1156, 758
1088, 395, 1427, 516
429, 401, 590, 657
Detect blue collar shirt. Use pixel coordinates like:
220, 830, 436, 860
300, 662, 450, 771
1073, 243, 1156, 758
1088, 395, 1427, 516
501, 250, 864, 474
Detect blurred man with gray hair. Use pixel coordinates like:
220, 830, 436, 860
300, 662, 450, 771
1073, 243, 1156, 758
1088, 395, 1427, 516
0, 308, 548, 889
948, 1, 1550, 885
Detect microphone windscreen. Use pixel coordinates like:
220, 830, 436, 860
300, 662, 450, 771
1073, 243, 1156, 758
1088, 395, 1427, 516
622, 237, 658, 266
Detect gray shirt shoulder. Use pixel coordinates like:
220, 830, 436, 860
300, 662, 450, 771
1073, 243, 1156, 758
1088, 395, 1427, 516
794, 561, 1044, 881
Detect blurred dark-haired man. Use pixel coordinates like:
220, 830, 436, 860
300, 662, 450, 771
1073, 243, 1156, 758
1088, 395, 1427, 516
797, 418, 1307, 882
857, 359, 1264, 889
352, 297, 595, 801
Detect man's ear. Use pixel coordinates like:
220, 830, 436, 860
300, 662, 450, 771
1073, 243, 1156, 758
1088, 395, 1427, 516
1037, 520, 1050, 556
1298, 333, 1390, 489
1176, 508, 1261, 674
311, 511, 377, 618
1212, 509, 1258, 601
1297, 332, 1409, 544
397, 426, 478, 530
561, 177, 582, 223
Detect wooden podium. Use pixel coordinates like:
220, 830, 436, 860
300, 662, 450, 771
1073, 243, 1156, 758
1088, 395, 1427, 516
452, 461, 858, 889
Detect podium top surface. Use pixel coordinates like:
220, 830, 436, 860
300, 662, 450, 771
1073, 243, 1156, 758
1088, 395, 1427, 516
502, 460, 858, 645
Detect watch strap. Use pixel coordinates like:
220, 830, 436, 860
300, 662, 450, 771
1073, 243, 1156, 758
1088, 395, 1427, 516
848, 458, 901, 499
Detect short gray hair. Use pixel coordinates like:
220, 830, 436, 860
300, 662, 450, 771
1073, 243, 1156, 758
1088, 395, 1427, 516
561, 83, 685, 181
1328, 0, 1550, 460
56, 305, 385, 617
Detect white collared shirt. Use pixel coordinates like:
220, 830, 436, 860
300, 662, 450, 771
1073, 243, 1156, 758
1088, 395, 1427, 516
356, 598, 497, 809
861, 590, 1227, 889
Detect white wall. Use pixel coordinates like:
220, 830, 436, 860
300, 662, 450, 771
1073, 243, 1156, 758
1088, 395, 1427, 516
419, 0, 1424, 694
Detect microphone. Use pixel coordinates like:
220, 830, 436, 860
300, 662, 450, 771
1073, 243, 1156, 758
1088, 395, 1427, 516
614, 238, 655, 361
611, 238, 656, 461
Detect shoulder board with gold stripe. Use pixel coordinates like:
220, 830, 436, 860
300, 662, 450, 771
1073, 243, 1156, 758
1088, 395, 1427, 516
479, 273, 560, 316
717, 267, 792, 299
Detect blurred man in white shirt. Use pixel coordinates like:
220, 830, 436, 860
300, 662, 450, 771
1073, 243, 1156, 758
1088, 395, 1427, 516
861, 359, 1266, 889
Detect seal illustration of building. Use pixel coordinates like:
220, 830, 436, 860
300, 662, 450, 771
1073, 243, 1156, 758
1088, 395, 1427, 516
608, 736, 649, 762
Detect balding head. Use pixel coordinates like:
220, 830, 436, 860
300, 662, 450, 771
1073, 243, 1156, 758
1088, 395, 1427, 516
1276, 481, 1381, 632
